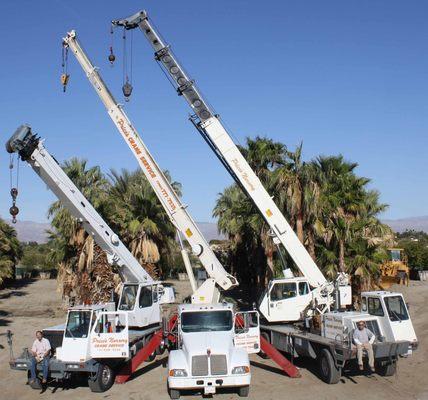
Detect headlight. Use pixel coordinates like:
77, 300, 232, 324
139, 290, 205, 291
66, 364, 80, 369
232, 366, 250, 374
169, 369, 188, 377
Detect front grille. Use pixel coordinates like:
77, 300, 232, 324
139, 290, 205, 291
210, 354, 227, 375
192, 355, 208, 376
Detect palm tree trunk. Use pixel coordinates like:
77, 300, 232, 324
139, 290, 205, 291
296, 211, 304, 244
339, 239, 346, 273
307, 230, 316, 261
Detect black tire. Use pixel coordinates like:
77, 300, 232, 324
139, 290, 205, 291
238, 385, 250, 397
168, 386, 180, 399
156, 340, 166, 356
318, 348, 341, 384
259, 332, 270, 359
145, 335, 157, 362
88, 363, 115, 393
377, 361, 397, 376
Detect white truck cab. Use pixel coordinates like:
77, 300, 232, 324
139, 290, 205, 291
117, 282, 174, 327
55, 305, 130, 363
361, 291, 418, 352
167, 303, 259, 399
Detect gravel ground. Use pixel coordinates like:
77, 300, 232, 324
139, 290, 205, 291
0, 278, 426, 400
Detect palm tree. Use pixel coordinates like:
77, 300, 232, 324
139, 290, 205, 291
47, 158, 114, 303
107, 169, 180, 278
0, 218, 22, 284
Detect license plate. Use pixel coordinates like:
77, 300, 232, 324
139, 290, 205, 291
204, 386, 216, 394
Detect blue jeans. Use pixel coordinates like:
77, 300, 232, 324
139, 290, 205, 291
30, 356, 49, 381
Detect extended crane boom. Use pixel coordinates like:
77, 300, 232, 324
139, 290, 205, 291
112, 11, 327, 289
62, 31, 237, 302
6, 124, 151, 284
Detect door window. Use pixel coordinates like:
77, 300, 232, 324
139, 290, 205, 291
367, 297, 384, 316
139, 286, 153, 308
270, 282, 297, 301
298, 282, 309, 296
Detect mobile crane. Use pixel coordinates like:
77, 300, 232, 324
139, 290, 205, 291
6, 124, 175, 392
111, 9, 418, 383
61, 32, 269, 398
111, 10, 347, 323
62, 30, 236, 306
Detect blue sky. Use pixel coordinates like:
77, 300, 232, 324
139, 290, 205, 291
1, 0, 427, 224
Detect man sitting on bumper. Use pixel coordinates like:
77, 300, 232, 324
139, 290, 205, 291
30, 330, 51, 384
353, 321, 375, 372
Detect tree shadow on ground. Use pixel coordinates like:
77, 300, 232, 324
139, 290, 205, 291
0, 278, 35, 300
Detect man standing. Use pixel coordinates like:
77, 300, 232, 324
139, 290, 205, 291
353, 321, 375, 372
30, 330, 51, 384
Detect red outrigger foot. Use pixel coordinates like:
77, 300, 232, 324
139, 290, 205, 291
115, 330, 164, 384
259, 336, 301, 378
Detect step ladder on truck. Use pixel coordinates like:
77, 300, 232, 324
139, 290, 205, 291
6, 125, 175, 392
62, 29, 304, 398
111, 9, 418, 383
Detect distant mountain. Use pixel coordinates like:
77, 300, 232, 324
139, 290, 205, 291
383, 216, 428, 233
196, 222, 226, 242
5, 220, 225, 244
9, 216, 425, 244
6, 220, 51, 243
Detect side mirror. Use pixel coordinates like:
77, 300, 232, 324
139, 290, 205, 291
406, 303, 410, 311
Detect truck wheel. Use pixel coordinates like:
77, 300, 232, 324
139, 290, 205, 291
145, 335, 157, 361
318, 348, 341, 384
88, 363, 115, 393
259, 332, 270, 359
238, 385, 250, 397
156, 341, 166, 356
377, 361, 397, 376
168, 386, 180, 399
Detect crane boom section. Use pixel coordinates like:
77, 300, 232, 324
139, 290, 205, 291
7, 125, 152, 284
112, 11, 327, 288
63, 31, 237, 291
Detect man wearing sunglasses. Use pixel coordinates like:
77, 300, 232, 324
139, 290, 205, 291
353, 321, 375, 372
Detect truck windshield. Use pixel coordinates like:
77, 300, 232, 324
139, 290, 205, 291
181, 311, 233, 333
384, 296, 409, 321
65, 310, 92, 338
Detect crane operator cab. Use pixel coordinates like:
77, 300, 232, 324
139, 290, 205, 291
117, 282, 174, 328
258, 277, 314, 322
361, 291, 418, 354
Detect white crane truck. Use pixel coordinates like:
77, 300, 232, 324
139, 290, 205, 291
112, 9, 418, 384
6, 124, 175, 392
60, 32, 263, 398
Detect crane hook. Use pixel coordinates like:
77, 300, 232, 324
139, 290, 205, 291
9, 188, 19, 224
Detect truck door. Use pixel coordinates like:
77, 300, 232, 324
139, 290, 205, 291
268, 280, 311, 321
90, 311, 129, 358
234, 311, 260, 354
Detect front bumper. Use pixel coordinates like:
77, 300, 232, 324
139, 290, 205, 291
9, 356, 97, 379
168, 373, 251, 392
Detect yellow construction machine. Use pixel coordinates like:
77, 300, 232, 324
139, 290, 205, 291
379, 248, 409, 289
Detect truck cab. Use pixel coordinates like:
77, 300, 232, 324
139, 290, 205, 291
258, 277, 313, 322
55, 305, 130, 363
167, 303, 259, 399
117, 282, 174, 327
361, 291, 418, 352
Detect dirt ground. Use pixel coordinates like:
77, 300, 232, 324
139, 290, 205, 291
0, 278, 427, 400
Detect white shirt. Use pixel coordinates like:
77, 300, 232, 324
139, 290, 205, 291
31, 338, 51, 357
353, 327, 375, 345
